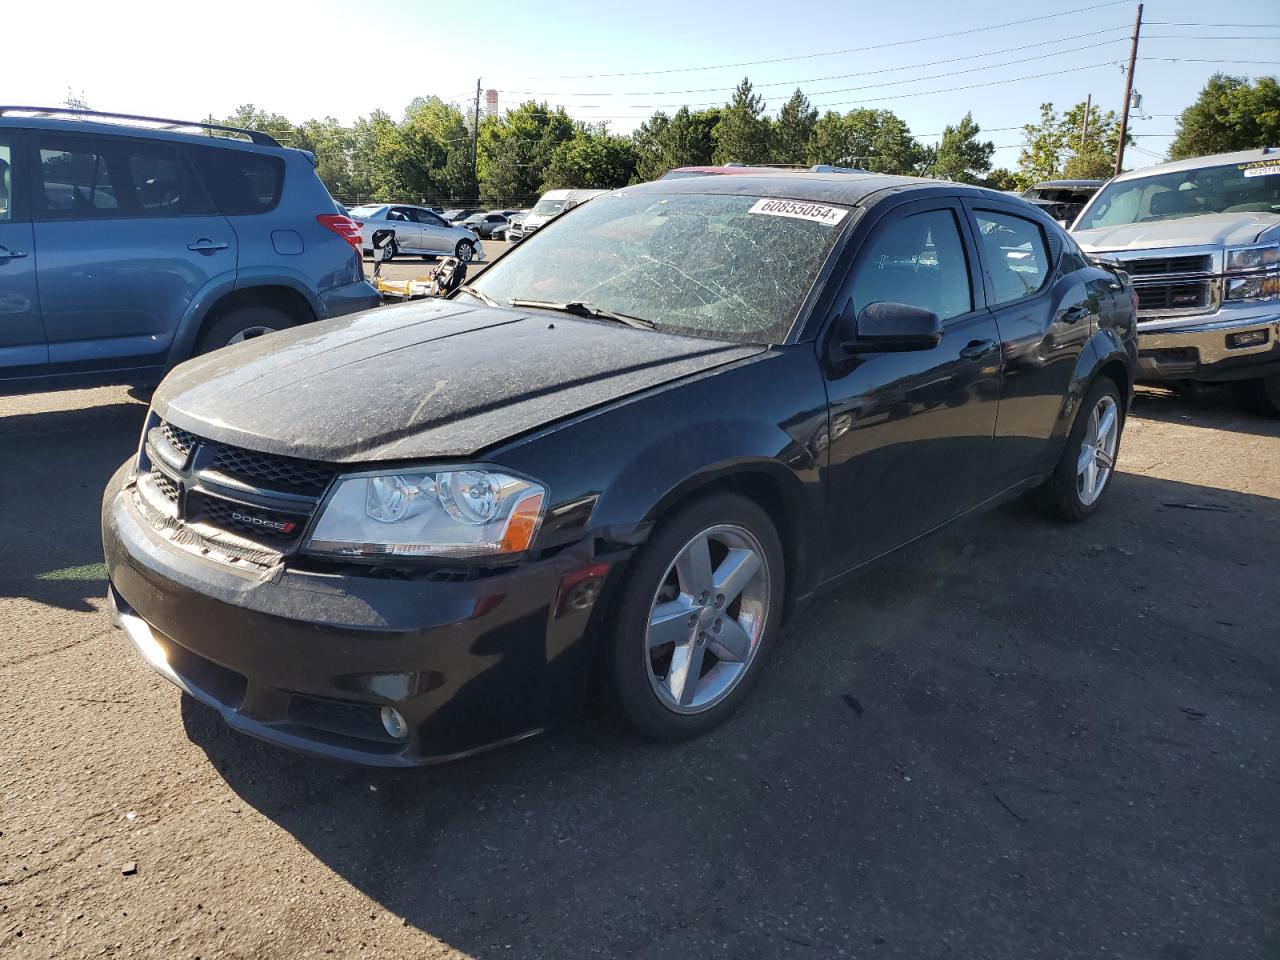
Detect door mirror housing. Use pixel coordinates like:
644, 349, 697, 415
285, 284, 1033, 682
831, 300, 943, 357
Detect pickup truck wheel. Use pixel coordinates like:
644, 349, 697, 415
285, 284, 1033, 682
1250, 374, 1280, 419
598, 492, 784, 741
197, 306, 296, 355
1026, 376, 1124, 521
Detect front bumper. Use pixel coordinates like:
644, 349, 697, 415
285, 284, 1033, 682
102, 463, 619, 766
1136, 310, 1280, 381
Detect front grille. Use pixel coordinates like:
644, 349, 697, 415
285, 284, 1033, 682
1136, 281, 1210, 312
188, 494, 308, 542
209, 445, 336, 495
161, 421, 197, 457
1125, 254, 1213, 276
151, 469, 180, 504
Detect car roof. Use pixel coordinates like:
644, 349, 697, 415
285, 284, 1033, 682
0, 111, 290, 157
621, 170, 1005, 208
1110, 147, 1280, 183
1030, 179, 1105, 189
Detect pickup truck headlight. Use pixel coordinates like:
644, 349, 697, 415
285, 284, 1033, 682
306, 469, 545, 559
1225, 242, 1279, 273
1224, 243, 1280, 302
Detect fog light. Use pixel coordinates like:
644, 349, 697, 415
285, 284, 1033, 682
380, 706, 409, 740
1227, 329, 1269, 349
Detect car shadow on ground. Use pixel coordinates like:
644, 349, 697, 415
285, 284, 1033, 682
182, 469, 1280, 959
0, 399, 146, 612
1132, 383, 1280, 439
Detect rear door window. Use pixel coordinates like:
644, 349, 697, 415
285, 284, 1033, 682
188, 146, 284, 216
36, 137, 120, 218
0, 135, 15, 221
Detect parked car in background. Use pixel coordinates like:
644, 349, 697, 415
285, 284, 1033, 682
507, 189, 607, 241
1021, 179, 1104, 227
347, 203, 480, 262
0, 106, 377, 394
1072, 149, 1280, 415
104, 171, 1135, 766
446, 208, 479, 223
461, 210, 518, 239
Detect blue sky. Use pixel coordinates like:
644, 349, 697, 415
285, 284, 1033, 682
9, 0, 1280, 170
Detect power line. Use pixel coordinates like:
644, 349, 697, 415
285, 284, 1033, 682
1145, 21, 1280, 27
505, 0, 1131, 79
1140, 57, 1280, 65
499, 27, 1132, 98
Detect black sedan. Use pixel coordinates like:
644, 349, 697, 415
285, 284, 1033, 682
102, 174, 1138, 765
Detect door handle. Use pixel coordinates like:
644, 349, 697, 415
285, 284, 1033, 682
959, 338, 997, 361
1057, 304, 1089, 324
0, 245, 29, 259
187, 238, 229, 253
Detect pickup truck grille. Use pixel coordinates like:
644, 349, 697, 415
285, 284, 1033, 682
137, 418, 337, 560
1136, 281, 1211, 312
1125, 254, 1213, 277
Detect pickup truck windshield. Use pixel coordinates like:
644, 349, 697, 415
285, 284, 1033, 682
1077, 161, 1280, 229
470, 193, 852, 343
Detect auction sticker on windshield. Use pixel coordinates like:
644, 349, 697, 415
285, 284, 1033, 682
748, 198, 849, 225
1241, 163, 1280, 179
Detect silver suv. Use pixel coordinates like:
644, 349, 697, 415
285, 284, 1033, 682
1072, 148, 1280, 415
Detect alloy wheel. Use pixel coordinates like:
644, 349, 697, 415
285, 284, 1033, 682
1077, 393, 1119, 505
645, 524, 771, 714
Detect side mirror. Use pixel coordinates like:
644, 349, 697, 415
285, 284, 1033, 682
831, 300, 943, 357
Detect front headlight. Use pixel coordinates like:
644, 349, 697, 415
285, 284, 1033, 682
1225, 274, 1280, 302
306, 468, 546, 559
1225, 242, 1279, 273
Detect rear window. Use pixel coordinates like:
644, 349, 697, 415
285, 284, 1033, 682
348, 205, 383, 218
189, 146, 284, 216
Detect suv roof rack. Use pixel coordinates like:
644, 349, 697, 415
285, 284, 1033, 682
0, 106, 282, 147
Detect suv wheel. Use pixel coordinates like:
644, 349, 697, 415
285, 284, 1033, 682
1250, 374, 1280, 419
598, 492, 784, 740
455, 239, 476, 262
198, 306, 296, 354
1026, 376, 1124, 521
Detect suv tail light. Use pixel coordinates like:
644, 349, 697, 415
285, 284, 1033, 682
317, 214, 363, 251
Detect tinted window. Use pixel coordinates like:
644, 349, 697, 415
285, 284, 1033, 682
38, 140, 119, 218
0, 137, 12, 221
125, 144, 185, 216
850, 209, 972, 321
974, 211, 1051, 306
386, 207, 412, 222
189, 146, 283, 215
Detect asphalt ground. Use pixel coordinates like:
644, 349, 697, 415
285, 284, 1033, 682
1, 374, 1278, 959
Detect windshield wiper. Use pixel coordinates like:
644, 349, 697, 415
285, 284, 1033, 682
508, 298, 655, 330
457, 284, 500, 307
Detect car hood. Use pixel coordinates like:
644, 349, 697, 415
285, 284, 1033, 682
1073, 212, 1280, 252
154, 300, 761, 463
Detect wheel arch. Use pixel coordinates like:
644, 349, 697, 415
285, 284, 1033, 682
167, 282, 318, 366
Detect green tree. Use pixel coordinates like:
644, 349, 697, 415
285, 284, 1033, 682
771, 89, 817, 164
933, 112, 994, 183
713, 78, 771, 165
543, 131, 639, 189
631, 107, 721, 181
806, 108, 926, 174
477, 101, 576, 203
292, 117, 356, 197
1018, 100, 1126, 184
632, 111, 672, 181
982, 167, 1021, 191
221, 104, 295, 145
1169, 74, 1280, 160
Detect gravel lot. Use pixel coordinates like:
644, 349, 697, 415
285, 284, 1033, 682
1, 376, 1278, 959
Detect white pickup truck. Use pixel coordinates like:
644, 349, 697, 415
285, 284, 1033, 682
1072, 148, 1280, 415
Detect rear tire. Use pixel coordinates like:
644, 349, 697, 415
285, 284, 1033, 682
197, 306, 296, 355
598, 492, 785, 741
1249, 374, 1280, 419
1026, 376, 1124, 521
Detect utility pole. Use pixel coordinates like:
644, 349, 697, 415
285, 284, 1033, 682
1115, 3, 1142, 176
1081, 93, 1092, 149
472, 78, 481, 198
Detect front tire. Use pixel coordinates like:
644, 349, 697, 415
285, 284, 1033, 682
599, 492, 785, 740
197, 305, 295, 355
1250, 374, 1280, 419
455, 239, 476, 262
1027, 376, 1124, 521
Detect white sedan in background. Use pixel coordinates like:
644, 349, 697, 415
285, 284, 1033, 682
348, 204, 482, 262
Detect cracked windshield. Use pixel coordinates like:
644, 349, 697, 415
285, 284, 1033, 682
470, 193, 851, 343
